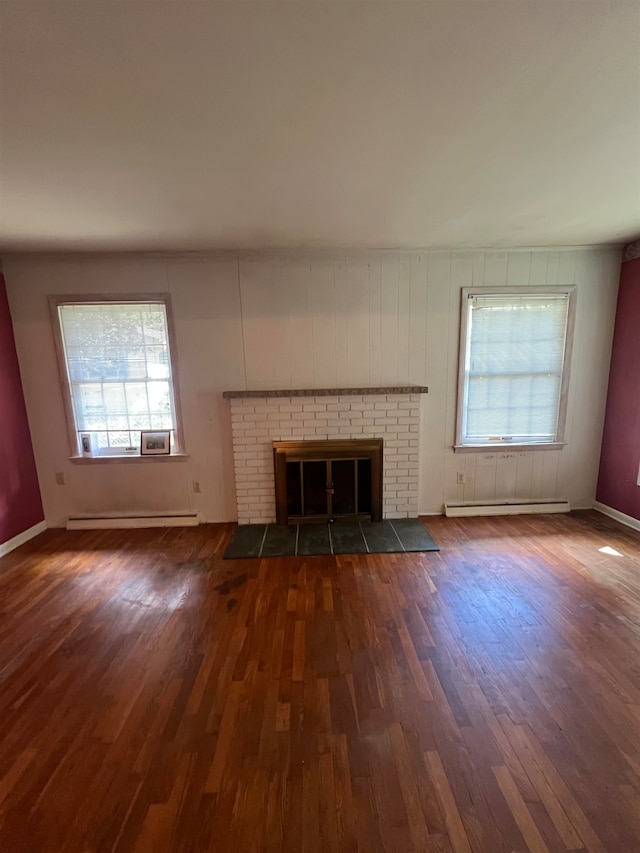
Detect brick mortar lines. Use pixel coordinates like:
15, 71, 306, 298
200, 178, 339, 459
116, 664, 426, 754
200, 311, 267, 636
230, 394, 420, 524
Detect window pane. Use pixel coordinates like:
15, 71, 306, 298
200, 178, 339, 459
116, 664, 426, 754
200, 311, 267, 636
58, 302, 177, 453
462, 294, 570, 443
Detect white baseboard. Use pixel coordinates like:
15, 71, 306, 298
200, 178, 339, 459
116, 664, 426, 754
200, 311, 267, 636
0, 520, 47, 558
444, 499, 570, 518
593, 501, 640, 534
67, 512, 199, 530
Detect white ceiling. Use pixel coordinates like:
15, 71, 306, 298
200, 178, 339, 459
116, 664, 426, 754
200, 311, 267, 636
1, 1, 639, 253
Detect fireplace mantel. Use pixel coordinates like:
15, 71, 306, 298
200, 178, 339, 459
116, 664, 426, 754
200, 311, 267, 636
223, 385, 428, 399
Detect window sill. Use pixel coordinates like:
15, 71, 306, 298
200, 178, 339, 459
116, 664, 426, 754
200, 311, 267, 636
69, 453, 190, 464
453, 442, 566, 453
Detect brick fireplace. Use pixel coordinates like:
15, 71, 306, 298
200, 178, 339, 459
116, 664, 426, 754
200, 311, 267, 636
224, 387, 427, 524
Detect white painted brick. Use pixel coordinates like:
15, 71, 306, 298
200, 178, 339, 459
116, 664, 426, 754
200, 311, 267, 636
231, 389, 420, 525
409, 424, 420, 432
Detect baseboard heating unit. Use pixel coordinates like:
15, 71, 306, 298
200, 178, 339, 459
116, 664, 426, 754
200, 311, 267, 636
67, 512, 199, 530
444, 499, 570, 518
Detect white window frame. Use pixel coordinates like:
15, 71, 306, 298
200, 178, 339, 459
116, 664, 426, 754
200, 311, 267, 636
49, 293, 187, 461
454, 286, 576, 452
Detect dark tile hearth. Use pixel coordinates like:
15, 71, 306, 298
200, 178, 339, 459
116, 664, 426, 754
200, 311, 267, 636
224, 519, 439, 559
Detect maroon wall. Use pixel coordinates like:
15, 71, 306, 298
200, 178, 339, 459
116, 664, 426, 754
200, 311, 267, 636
0, 273, 44, 545
596, 255, 640, 520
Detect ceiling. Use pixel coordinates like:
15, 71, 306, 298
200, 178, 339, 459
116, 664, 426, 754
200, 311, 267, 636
0, 1, 639, 253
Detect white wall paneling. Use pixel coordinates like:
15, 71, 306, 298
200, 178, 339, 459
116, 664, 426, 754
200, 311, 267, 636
4, 248, 620, 526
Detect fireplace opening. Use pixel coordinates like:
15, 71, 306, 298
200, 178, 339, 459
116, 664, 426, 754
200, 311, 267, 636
273, 439, 383, 524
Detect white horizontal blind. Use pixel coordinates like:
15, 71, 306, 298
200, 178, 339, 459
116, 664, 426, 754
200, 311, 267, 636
58, 302, 176, 453
463, 293, 570, 444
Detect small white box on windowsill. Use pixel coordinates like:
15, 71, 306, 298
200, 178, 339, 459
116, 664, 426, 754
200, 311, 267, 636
79, 432, 99, 458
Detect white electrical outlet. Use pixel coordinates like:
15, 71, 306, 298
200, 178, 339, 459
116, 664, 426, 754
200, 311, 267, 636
456, 472, 465, 485
55, 472, 65, 486
192, 481, 201, 494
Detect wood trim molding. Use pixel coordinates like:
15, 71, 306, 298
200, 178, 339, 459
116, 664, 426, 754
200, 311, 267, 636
593, 501, 640, 533
0, 520, 47, 559
223, 386, 428, 399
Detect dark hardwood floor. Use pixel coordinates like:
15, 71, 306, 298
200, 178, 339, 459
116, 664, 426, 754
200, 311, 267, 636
1, 511, 639, 852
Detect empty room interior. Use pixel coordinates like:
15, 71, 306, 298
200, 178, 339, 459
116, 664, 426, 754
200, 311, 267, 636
1, 1, 640, 851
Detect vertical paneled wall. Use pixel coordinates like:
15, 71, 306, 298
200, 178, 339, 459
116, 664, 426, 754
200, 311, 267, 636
4, 248, 620, 525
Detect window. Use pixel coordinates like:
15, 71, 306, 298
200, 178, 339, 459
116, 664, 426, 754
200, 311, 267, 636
51, 295, 184, 457
455, 287, 575, 450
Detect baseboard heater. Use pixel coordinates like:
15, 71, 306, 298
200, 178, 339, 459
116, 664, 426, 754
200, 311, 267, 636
444, 499, 570, 518
67, 512, 199, 530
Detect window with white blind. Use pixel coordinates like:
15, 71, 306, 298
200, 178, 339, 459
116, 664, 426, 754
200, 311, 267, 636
455, 287, 576, 450
51, 295, 184, 457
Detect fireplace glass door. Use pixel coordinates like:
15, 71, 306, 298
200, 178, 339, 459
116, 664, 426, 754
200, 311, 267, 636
273, 439, 382, 524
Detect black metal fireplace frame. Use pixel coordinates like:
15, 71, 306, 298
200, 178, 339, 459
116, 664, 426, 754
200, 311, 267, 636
273, 439, 383, 525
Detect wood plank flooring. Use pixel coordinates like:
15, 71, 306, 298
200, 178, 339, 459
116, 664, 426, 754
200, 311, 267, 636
1, 511, 639, 852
